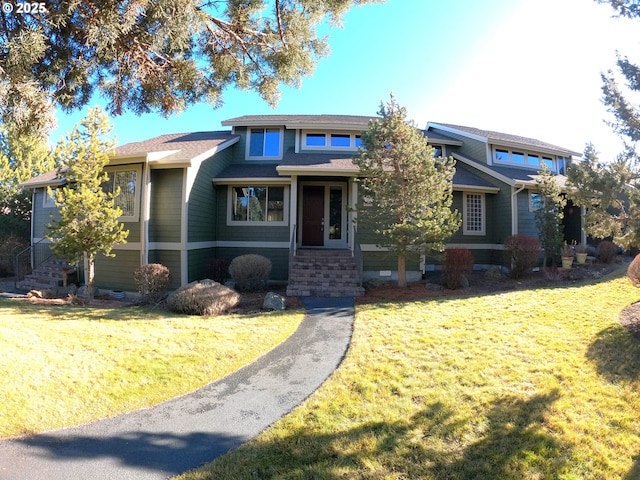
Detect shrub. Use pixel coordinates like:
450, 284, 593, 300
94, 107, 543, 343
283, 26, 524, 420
0, 235, 27, 277
442, 248, 474, 289
628, 254, 640, 287
597, 240, 618, 264
166, 280, 240, 316
205, 257, 228, 284
229, 254, 272, 291
133, 263, 170, 302
504, 235, 541, 279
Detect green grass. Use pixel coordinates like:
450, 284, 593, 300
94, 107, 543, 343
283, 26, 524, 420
179, 268, 640, 480
0, 301, 303, 438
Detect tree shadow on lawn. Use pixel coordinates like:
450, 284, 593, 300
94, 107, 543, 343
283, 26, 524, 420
200, 390, 566, 479
586, 324, 640, 384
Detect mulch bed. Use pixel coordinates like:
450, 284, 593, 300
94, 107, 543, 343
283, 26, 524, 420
4, 262, 639, 336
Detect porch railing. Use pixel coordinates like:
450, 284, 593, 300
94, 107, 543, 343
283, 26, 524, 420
14, 238, 54, 282
288, 224, 297, 280
352, 225, 363, 286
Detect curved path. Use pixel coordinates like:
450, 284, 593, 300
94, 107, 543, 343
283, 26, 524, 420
0, 297, 355, 480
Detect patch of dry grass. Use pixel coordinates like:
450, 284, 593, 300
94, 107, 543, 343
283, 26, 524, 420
180, 267, 640, 480
0, 300, 303, 438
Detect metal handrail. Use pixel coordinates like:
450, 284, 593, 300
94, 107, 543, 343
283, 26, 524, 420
14, 238, 54, 281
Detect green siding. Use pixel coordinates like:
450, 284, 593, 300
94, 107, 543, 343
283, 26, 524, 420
187, 248, 217, 282
231, 126, 295, 161
188, 149, 234, 242
430, 127, 488, 164
149, 169, 183, 243
32, 188, 57, 238
148, 249, 182, 289
216, 247, 289, 281
94, 250, 140, 291
518, 190, 538, 237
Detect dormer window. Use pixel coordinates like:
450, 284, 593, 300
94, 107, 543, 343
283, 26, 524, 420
302, 131, 362, 150
493, 147, 557, 172
248, 127, 282, 159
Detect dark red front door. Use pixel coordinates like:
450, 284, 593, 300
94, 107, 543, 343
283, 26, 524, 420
302, 186, 324, 246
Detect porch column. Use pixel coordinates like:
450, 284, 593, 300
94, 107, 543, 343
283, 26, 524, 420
349, 178, 358, 251
290, 175, 298, 248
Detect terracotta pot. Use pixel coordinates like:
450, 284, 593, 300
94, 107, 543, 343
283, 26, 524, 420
576, 252, 588, 264
562, 256, 574, 269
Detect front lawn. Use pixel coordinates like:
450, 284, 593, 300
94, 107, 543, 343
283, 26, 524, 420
180, 267, 640, 479
0, 301, 303, 438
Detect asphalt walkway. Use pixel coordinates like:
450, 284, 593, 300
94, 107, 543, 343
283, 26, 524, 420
0, 296, 355, 480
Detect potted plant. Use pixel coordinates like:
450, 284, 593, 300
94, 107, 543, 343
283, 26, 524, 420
575, 243, 588, 264
561, 241, 575, 269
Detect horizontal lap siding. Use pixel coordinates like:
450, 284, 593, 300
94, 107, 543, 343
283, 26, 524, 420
187, 248, 217, 283
517, 190, 537, 237
148, 250, 181, 289
95, 250, 140, 291
33, 189, 57, 238
189, 149, 233, 243
216, 247, 289, 281
149, 169, 183, 243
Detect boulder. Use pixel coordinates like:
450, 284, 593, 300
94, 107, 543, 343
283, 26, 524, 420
263, 291, 287, 311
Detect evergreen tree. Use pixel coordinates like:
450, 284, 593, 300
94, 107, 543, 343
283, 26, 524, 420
534, 165, 566, 267
0, 0, 376, 137
354, 95, 461, 287
0, 129, 54, 241
47, 107, 129, 299
567, 1, 640, 248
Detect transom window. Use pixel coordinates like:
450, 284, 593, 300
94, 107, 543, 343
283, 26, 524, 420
103, 165, 141, 221
230, 185, 287, 225
494, 147, 555, 171
303, 131, 363, 150
463, 192, 485, 235
248, 128, 282, 158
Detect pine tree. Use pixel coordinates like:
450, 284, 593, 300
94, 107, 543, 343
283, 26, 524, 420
534, 165, 566, 267
567, 1, 640, 248
0, 0, 376, 137
0, 129, 54, 241
47, 107, 129, 299
354, 95, 461, 287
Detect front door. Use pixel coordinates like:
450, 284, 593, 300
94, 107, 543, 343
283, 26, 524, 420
302, 185, 324, 246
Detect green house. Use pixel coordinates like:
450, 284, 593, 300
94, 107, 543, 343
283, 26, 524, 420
20, 115, 582, 295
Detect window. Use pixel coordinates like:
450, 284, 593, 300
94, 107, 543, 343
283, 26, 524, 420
43, 188, 56, 208
103, 166, 140, 221
432, 145, 444, 157
493, 147, 557, 171
303, 131, 362, 150
463, 192, 485, 235
230, 186, 287, 225
530, 192, 542, 212
248, 128, 282, 158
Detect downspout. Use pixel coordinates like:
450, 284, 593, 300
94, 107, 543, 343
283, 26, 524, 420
511, 184, 526, 235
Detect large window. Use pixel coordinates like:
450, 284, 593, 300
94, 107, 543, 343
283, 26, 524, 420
493, 147, 556, 171
248, 128, 282, 158
463, 192, 485, 235
230, 185, 287, 225
103, 166, 140, 221
303, 131, 362, 150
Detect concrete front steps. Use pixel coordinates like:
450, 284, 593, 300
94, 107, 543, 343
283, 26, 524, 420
286, 248, 364, 297
17, 257, 76, 291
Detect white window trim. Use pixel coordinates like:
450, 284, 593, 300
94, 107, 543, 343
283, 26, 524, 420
463, 192, 486, 236
42, 188, 56, 208
301, 130, 362, 151
493, 146, 557, 172
104, 164, 142, 222
246, 127, 284, 160
227, 185, 290, 226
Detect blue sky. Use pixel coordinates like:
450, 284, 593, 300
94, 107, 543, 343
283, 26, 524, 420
51, 0, 638, 160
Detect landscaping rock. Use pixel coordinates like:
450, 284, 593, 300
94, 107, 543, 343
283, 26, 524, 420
263, 291, 287, 311
425, 283, 444, 291
460, 275, 470, 289
484, 265, 506, 280
77, 286, 100, 298
364, 278, 386, 289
